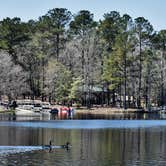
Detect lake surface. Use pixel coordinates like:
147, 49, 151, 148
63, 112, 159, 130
1, 111, 166, 121
0, 120, 166, 165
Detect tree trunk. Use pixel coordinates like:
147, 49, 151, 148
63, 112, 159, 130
138, 33, 142, 108
160, 47, 165, 106
41, 57, 45, 101
56, 34, 60, 60
123, 50, 127, 110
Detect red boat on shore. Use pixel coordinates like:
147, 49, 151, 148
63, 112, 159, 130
58, 106, 74, 118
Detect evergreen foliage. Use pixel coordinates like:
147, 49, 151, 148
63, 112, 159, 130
0, 8, 165, 109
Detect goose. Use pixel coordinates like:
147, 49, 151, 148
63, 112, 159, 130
61, 142, 72, 150
42, 140, 53, 152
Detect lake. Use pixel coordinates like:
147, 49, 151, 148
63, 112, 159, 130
0, 120, 166, 165
0, 111, 166, 121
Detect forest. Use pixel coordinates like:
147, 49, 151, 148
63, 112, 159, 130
0, 8, 166, 110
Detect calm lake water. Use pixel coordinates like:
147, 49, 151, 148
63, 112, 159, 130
0, 111, 166, 121
0, 120, 166, 166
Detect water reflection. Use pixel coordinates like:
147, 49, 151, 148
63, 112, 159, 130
0, 111, 165, 121
1, 120, 166, 129
74, 112, 163, 120
0, 125, 166, 165
50, 111, 162, 120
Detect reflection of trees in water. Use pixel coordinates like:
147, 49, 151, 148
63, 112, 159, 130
74, 113, 162, 120
70, 128, 166, 165
0, 126, 166, 165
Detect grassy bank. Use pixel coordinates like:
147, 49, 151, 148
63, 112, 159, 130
74, 107, 151, 115
0, 108, 15, 115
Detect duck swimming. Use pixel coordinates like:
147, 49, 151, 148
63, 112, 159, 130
42, 141, 71, 152
42, 140, 52, 152
61, 142, 71, 150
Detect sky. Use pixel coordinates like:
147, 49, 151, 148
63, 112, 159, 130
0, 0, 165, 31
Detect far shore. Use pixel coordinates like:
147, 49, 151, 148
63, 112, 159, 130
0, 109, 15, 115
74, 107, 160, 115
0, 105, 161, 116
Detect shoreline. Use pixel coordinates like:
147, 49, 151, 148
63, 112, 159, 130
74, 107, 159, 115
0, 109, 14, 114
0, 106, 161, 116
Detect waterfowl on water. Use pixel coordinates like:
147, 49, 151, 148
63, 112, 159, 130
42, 141, 71, 152
42, 140, 52, 152
61, 142, 71, 150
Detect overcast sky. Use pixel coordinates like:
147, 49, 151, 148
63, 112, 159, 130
0, 0, 165, 31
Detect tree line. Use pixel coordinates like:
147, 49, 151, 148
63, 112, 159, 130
0, 8, 166, 110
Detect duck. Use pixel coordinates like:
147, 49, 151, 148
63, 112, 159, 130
61, 142, 72, 150
42, 140, 53, 151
